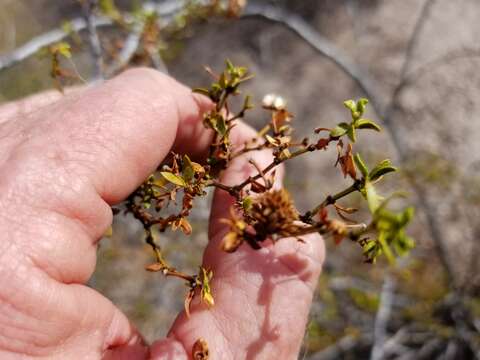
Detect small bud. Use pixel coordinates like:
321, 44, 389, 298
273, 96, 286, 110
262, 94, 276, 108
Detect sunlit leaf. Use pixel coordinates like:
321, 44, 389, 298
356, 98, 369, 115
343, 100, 357, 113
365, 181, 381, 213
330, 122, 350, 138
200, 267, 214, 307
354, 153, 369, 178
347, 126, 357, 143
52, 42, 72, 58
265, 134, 277, 145
378, 231, 395, 264
182, 155, 195, 183
226, 58, 235, 72
160, 172, 186, 187
369, 159, 397, 181
356, 118, 381, 132
242, 196, 253, 212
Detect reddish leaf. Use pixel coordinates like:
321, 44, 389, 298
336, 143, 357, 180
145, 263, 163, 272
316, 138, 330, 150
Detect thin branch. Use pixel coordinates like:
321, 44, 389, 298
81, 0, 104, 79
381, 327, 411, 358
243, 3, 385, 117
308, 334, 372, 360
107, 22, 143, 76
370, 274, 396, 360
400, 48, 480, 93
380, 0, 456, 286
0, 0, 183, 73
399, 0, 439, 81
398, 337, 444, 360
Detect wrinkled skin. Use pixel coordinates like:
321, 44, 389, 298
0, 69, 324, 359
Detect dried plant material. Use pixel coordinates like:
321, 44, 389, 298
336, 143, 357, 180
115, 61, 414, 313
250, 189, 300, 239
184, 288, 195, 318
192, 338, 209, 360
145, 263, 164, 272
198, 267, 214, 307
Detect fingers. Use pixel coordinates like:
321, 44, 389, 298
22, 68, 212, 205
0, 68, 214, 284
0, 68, 216, 357
156, 125, 325, 359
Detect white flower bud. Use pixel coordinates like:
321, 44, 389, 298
273, 96, 286, 110
262, 94, 276, 108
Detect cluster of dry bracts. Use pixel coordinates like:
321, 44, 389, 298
115, 60, 415, 317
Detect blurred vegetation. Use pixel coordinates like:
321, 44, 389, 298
2, 0, 480, 359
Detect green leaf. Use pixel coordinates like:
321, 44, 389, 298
206, 113, 227, 136
330, 122, 350, 137
344, 99, 362, 120
354, 153, 369, 178
399, 207, 415, 226
242, 196, 253, 212
365, 181, 382, 213
343, 100, 356, 113
160, 172, 186, 187
356, 98, 369, 115
55, 42, 72, 58
362, 240, 381, 263
99, 0, 120, 17
378, 231, 395, 264
362, 240, 377, 253
182, 155, 195, 183
215, 117, 227, 137
200, 267, 214, 307
369, 159, 397, 181
218, 72, 227, 89
393, 233, 415, 256
226, 59, 235, 72
347, 126, 357, 142
355, 119, 381, 132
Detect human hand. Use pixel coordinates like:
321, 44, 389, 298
0, 68, 324, 359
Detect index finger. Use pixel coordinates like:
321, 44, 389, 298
0, 68, 215, 284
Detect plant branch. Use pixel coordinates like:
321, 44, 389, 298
107, 21, 143, 76
0, 0, 183, 73
370, 274, 396, 360
242, 3, 385, 117
233, 146, 312, 191
308, 334, 373, 360
80, 0, 104, 79
303, 183, 359, 222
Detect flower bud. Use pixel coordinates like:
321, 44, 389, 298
273, 96, 286, 110
262, 93, 276, 108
